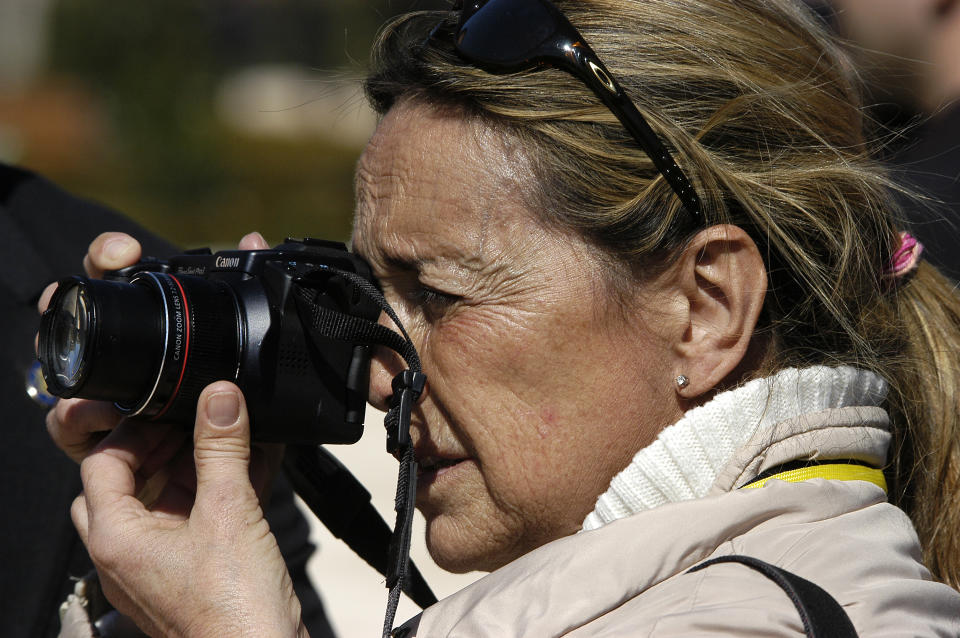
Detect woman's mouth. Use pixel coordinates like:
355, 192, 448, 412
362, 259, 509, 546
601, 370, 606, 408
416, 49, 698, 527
416, 456, 469, 482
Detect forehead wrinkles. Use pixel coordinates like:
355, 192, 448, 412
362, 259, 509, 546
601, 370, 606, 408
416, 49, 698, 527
353, 101, 532, 266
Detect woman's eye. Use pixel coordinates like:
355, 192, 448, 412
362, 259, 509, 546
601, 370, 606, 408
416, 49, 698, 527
410, 285, 459, 314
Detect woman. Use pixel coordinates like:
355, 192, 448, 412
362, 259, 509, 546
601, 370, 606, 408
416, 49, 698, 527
44, 0, 960, 635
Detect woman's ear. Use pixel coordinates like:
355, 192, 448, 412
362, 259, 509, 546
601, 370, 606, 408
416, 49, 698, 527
670, 224, 766, 398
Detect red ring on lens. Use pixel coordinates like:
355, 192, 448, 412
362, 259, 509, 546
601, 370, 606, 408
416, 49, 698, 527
155, 275, 191, 419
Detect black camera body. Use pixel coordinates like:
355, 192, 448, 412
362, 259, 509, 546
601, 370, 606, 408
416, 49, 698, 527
38, 238, 380, 444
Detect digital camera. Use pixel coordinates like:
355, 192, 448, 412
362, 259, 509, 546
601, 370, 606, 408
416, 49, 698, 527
37, 238, 380, 444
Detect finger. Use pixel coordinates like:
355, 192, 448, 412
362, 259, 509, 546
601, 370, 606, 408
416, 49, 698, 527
38, 282, 58, 313
83, 232, 142, 278
136, 469, 170, 510
148, 477, 197, 519
123, 426, 188, 510
47, 399, 123, 463
166, 441, 199, 495
93, 420, 188, 480
80, 446, 141, 521
71, 493, 90, 546
192, 382, 258, 511
137, 426, 190, 481
147, 432, 266, 516
146, 441, 198, 518
238, 231, 269, 250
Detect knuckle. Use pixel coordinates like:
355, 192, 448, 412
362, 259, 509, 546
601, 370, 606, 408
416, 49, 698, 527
79, 451, 116, 490
45, 406, 61, 438
54, 397, 83, 426
82, 254, 97, 277
37, 282, 58, 313
51, 401, 91, 441
78, 453, 100, 485
46, 402, 89, 459
194, 436, 251, 463
69, 495, 86, 530
86, 530, 121, 569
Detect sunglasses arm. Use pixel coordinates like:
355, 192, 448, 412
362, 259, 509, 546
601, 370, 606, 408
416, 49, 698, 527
559, 42, 702, 218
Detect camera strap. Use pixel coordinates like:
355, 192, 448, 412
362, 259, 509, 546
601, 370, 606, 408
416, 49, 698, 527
289, 272, 436, 637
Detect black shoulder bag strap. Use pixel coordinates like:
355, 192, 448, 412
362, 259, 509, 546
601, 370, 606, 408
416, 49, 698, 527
283, 270, 437, 638
687, 555, 858, 637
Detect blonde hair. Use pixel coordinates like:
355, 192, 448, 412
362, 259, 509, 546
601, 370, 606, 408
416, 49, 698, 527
365, 0, 960, 587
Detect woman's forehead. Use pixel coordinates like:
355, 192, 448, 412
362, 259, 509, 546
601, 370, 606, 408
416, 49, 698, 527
352, 102, 533, 264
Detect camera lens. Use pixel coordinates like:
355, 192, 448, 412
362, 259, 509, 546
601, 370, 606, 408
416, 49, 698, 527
50, 285, 90, 389
38, 273, 242, 423
40, 277, 164, 404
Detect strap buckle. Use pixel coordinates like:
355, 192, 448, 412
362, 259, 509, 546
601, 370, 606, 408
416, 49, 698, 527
386, 370, 427, 453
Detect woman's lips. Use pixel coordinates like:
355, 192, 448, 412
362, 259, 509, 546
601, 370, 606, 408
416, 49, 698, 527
416, 456, 470, 484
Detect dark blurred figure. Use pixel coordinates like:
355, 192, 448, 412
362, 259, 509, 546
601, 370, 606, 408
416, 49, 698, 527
0, 164, 335, 638
809, 0, 960, 281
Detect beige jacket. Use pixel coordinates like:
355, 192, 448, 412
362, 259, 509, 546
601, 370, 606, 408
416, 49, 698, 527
397, 406, 960, 636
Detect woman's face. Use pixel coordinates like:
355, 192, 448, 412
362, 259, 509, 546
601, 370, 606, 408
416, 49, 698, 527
352, 101, 683, 572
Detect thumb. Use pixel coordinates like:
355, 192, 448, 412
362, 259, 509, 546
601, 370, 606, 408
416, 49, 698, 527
193, 381, 256, 506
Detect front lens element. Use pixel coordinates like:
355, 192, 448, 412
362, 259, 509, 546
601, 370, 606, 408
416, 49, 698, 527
39, 275, 163, 404
51, 285, 90, 388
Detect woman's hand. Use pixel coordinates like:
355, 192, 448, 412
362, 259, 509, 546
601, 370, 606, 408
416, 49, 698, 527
73, 382, 307, 637
42, 231, 306, 636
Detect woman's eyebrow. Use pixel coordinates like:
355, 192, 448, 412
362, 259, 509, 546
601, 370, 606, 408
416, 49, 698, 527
381, 253, 422, 272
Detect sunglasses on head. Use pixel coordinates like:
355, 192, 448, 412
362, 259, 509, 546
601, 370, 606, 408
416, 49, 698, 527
437, 0, 702, 221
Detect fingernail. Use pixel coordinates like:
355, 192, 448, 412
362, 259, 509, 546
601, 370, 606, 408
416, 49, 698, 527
206, 391, 240, 427
104, 237, 133, 261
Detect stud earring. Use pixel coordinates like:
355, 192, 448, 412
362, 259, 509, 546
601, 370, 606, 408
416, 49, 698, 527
675, 375, 690, 389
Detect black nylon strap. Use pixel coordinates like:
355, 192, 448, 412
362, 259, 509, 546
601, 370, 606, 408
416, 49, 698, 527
291, 270, 433, 637
282, 445, 437, 609
295, 268, 420, 370
382, 444, 419, 637
293, 286, 418, 369
687, 555, 858, 637
381, 371, 427, 638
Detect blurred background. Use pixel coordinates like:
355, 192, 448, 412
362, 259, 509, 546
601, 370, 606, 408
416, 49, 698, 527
0, 0, 447, 248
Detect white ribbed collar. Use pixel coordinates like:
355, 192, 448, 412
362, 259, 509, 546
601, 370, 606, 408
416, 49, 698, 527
581, 366, 888, 531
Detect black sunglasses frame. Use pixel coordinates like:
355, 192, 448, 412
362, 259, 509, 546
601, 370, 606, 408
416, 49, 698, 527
443, 0, 702, 220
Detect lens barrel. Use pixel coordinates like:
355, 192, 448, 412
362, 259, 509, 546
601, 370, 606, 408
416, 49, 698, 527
40, 276, 164, 405
38, 273, 242, 423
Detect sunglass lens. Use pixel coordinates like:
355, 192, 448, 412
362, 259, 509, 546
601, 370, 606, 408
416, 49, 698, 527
456, 0, 563, 69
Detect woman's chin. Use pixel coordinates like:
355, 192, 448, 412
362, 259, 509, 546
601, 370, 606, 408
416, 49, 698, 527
430, 551, 485, 574
423, 518, 518, 574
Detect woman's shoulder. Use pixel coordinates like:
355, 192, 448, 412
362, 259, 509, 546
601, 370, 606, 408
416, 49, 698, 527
607, 483, 960, 637
410, 482, 960, 636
